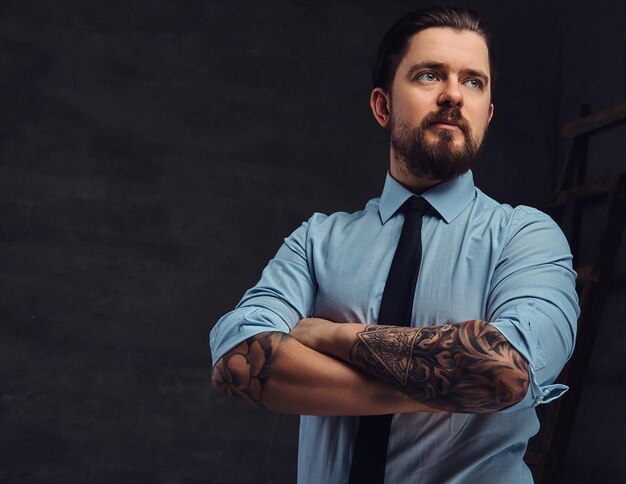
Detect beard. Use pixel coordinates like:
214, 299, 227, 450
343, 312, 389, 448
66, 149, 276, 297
390, 107, 488, 182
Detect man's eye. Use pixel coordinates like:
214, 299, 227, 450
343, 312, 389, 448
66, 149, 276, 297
416, 72, 438, 82
465, 79, 482, 89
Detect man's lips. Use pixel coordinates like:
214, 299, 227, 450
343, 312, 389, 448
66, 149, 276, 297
430, 118, 463, 129
427, 118, 467, 134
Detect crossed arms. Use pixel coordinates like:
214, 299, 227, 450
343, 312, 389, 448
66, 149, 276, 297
211, 317, 529, 415
210, 209, 578, 416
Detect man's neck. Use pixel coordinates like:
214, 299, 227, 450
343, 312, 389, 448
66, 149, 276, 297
389, 159, 442, 195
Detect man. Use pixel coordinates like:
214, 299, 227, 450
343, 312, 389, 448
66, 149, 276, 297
210, 6, 579, 483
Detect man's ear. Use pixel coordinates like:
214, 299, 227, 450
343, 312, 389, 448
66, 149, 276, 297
487, 103, 494, 124
370, 87, 391, 129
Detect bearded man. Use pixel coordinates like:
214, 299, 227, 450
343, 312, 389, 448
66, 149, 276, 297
210, 6, 579, 484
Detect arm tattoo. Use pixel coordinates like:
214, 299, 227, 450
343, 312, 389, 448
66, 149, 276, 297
212, 332, 287, 407
349, 320, 529, 413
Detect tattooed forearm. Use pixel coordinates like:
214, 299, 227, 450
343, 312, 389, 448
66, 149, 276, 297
212, 331, 288, 407
349, 320, 529, 413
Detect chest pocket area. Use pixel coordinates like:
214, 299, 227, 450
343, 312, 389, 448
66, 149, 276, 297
313, 248, 388, 324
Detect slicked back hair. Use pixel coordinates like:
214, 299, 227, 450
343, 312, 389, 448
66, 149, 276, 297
372, 6, 496, 94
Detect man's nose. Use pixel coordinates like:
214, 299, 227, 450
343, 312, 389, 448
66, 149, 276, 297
437, 80, 463, 107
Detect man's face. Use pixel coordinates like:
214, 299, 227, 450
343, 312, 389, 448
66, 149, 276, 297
387, 27, 494, 182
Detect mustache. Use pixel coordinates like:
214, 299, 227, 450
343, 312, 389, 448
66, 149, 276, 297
421, 108, 470, 135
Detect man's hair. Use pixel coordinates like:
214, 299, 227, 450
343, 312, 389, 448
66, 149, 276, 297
372, 6, 496, 93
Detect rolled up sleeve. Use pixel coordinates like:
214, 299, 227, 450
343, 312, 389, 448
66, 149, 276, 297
487, 207, 580, 411
209, 214, 324, 367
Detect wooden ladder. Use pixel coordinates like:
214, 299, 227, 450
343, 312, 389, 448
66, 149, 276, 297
524, 101, 626, 483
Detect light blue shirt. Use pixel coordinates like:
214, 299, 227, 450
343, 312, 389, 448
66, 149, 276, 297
210, 170, 579, 484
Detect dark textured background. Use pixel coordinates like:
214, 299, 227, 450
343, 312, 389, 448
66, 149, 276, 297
1, 0, 625, 482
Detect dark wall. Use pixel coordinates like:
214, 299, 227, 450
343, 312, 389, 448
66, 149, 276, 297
555, 2, 626, 482
1, 1, 624, 482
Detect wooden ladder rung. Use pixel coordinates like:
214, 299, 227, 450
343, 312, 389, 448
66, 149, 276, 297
561, 100, 626, 138
548, 175, 616, 208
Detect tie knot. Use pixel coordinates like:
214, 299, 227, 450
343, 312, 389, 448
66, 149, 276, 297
403, 196, 430, 214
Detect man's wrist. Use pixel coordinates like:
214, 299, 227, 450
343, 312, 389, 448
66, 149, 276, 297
326, 322, 363, 361
317, 320, 342, 356
291, 319, 365, 362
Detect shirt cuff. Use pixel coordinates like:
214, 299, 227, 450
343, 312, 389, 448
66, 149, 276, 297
501, 363, 569, 413
209, 305, 293, 367
490, 306, 570, 412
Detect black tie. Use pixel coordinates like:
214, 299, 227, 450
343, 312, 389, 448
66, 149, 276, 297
348, 196, 430, 484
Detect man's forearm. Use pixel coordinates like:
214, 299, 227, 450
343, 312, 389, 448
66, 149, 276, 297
292, 319, 530, 413
211, 331, 439, 415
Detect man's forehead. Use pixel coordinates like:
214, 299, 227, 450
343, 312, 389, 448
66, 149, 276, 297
401, 27, 490, 75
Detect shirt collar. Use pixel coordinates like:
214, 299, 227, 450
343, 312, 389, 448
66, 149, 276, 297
379, 170, 476, 224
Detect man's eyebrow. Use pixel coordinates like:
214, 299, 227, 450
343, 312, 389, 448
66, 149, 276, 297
464, 68, 490, 86
406, 61, 490, 86
406, 61, 447, 77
